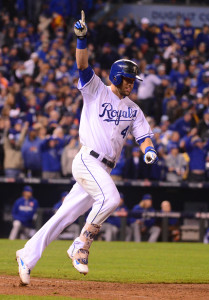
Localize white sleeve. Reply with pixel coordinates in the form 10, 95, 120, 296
130, 109, 154, 143
77, 73, 105, 101
152, 74, 161, 85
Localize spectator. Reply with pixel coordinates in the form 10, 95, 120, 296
9, 185, 39, 240
15, 52, 39, 79
180, 18, 195, 52
40, 135, 64, 179
4, 122, 28, 178
130, 194, 161, 242
181, 135, 209, 182
53, 191, 80, 240
61, 125, 80, 177
137, 65, 161, 116
160, 200, 180, 242
102, 193, 132, 242
196, 24, 209, 50
111, 149, 126, 181
197, 107, 209, 141
124, 147, 145, 180
165, 144, 188, 182
21, 125, 42, 177
170, 111, 195, 138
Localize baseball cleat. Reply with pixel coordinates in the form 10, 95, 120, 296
16, 250, 31, 285
67, 244, 89, 275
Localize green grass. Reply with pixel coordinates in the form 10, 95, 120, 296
0, 240, 208, 284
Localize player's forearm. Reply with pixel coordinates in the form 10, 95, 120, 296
140, 138, 154, 154
76, 48, 88, 70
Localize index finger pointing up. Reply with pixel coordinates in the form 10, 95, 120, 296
81, 10, 85, 23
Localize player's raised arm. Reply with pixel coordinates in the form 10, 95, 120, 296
74, 10, 88, 70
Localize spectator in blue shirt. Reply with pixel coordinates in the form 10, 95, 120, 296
130, 194, 161, 242
196, 24, 209, 50
157, 23, 175, 49
40, 135, 64, 179
123, 147, 145, 180
9, 185, 39, 240
170, 62, 188, 95
181, 18, 195, 51
170, 111, 195, 138
22, 126, 42, 177
111, 149, 126, 181
53, 191, 68, 211
180, 135, 209, 182
197, 70, 209, 93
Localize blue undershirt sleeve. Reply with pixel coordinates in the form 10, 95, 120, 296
79, 66, 94, 87
137, 137, 150, 146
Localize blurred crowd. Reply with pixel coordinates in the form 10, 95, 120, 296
0, 1, 209, 182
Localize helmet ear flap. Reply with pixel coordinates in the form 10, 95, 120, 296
113, 74, 122, 86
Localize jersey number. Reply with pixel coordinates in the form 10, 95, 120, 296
121, 126, 129, 139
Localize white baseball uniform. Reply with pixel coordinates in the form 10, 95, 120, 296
18, 68, 153, 270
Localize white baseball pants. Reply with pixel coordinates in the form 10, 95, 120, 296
19, 146, 120, 270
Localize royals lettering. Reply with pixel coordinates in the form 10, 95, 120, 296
99, 103, 137, 125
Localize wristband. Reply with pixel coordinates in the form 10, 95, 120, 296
77, 37, 87, 49
145, 146, 156, 154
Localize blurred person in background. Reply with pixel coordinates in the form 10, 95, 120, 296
53, 191, 80, 240
180, 18, 195, 52
165, 144, 188, 182
61, 124, 80, 177
40, 135, 65, 179
197, 107, 209, 142
137, 65, 161, 116
21, 125, 42, 178
130, 194, 160, 242
110, 149, 126, 181
160, 200, 180, 242
169, 111, 195, 138
102, 193, 132, 242
9, 185, 39, 240
123, 147, 145, 180
180, 134, 209, 182
4, 122, 28, 178
203, 228, 209, 244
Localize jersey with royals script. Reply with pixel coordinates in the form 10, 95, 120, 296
78, 70, 153, 163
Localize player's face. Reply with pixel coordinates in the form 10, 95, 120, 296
117, 77, 135, 97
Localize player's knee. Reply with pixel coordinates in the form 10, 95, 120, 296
111, 191, 121, 210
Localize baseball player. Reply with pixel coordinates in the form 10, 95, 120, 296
16, 11, 158, 285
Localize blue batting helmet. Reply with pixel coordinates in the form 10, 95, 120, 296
109, 59, 142, 86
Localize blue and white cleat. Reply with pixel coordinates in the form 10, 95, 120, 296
67, 243, 89, 275
16, 250, 31, 285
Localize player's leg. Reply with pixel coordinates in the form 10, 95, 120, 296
9, 220, 22, 240
67, 151, 120, 274
16, 183, 93, 284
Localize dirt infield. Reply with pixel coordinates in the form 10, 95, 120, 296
0, 275, 208, 300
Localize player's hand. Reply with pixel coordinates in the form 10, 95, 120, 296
74, 10, 87, 40
144, 147, 158, 164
